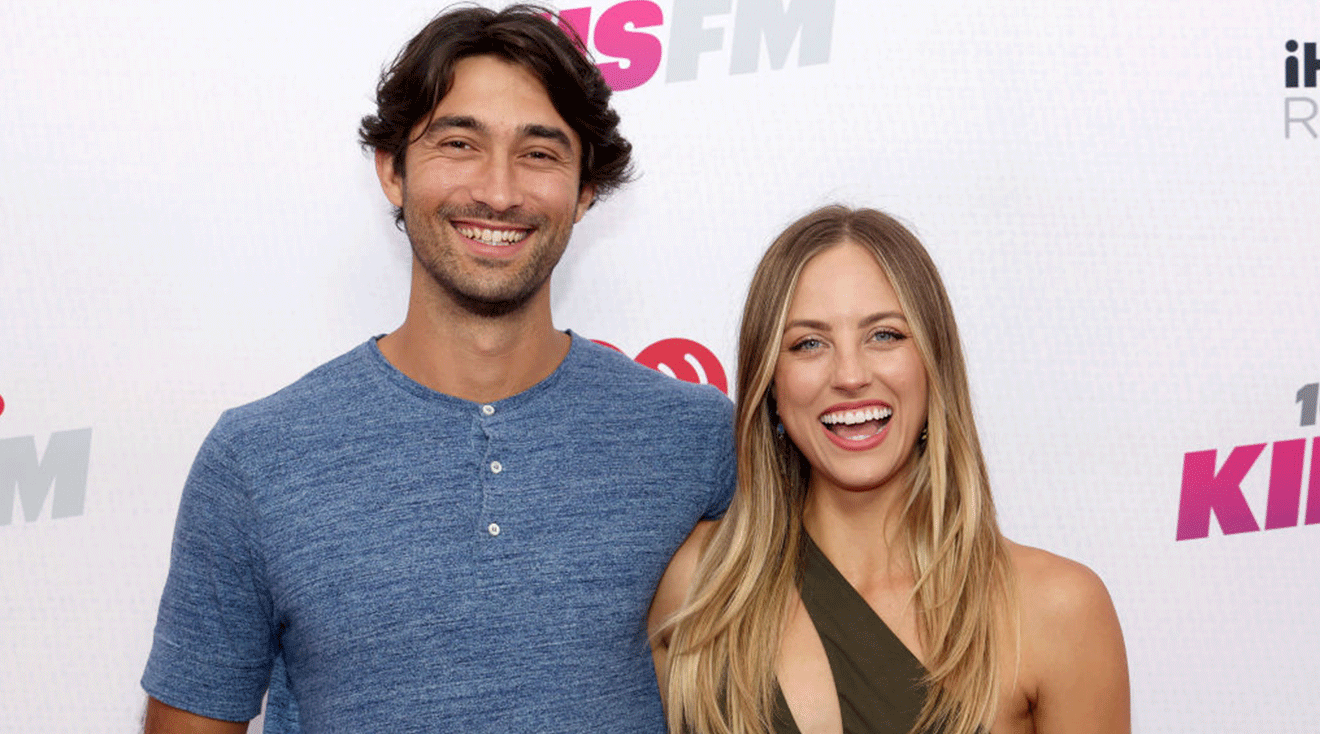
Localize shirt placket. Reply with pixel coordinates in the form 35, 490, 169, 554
477, 402, 505, 540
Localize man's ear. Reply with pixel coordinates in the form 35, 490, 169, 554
375, 149, 404, 208
574, 183, 596, 222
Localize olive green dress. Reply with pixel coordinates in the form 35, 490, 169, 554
771, 535, 931, 734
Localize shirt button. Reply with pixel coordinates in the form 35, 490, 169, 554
489, 460, 503, 474
481, 404, 495, 416
487, 522, 501, 536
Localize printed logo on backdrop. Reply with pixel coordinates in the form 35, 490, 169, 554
548, 0, 835, 91
594, 338, 728, 393
0, 392, 92, 526
1284, 40, 1319, 139
1176, 382, 1319, 540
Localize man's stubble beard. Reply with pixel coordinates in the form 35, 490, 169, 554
403, 201, 573, 319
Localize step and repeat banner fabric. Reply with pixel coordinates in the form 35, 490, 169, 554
3, 1, 1318, 731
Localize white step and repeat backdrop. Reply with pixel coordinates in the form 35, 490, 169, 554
3, 1, 1318, 731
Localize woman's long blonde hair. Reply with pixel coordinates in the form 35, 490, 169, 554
662, 206, 1015, 734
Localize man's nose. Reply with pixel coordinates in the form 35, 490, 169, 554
469, 156, 523, 212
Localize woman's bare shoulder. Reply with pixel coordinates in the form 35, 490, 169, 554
1006, 540, 1114, 620
1003, 539, 1130, 734
648, 519, 721, 639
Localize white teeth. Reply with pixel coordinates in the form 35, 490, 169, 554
455, 225, 529, 246
820, 406, 892, 425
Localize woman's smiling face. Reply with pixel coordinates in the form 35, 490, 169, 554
773, 240, 929, 498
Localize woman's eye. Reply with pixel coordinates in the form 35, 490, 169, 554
789, 337, 823, 352
872, 329, 904, 343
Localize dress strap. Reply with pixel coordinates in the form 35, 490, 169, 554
787, 534, 931, 734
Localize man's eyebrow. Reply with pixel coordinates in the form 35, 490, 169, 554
419, 117, 572, 150
422, 115, 484, 137
521, 124, 573, 150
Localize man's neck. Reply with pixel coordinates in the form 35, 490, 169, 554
378, 282, 571, 404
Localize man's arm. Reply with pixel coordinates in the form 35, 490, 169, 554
143, 697, 249, 734
141, 421, 273, 731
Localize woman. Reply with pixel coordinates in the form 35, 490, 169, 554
649, 206, 1129, 734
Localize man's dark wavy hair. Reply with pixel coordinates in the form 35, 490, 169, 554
360, 3, 633, 224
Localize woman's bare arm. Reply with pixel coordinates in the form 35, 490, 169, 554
1015, 545, 1130, 734
647, 519, 718, 692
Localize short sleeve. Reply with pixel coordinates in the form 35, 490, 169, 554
141, 417, 276, 722
701, 388, 737, 521
259, 654, 301, 733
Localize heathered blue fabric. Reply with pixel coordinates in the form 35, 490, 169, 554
142, 333, 735, 732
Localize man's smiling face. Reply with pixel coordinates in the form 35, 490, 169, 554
377, 54, 595, 316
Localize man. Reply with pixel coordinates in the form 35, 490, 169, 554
140, 5, 734, 732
